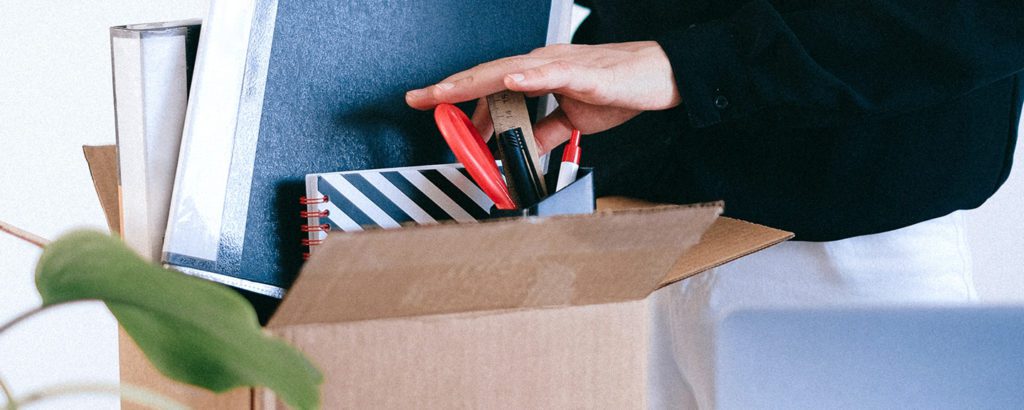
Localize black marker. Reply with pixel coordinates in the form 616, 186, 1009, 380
495, 127, 545, 209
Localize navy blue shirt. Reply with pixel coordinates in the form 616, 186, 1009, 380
574, 0, 1024, 240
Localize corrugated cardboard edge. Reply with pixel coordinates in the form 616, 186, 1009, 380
596, 197, 794, 287
84, 145, 253, 410
659, 217, 793, 287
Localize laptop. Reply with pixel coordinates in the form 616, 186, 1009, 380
716, 306, 1024, 409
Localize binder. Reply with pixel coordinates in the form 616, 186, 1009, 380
162, 0, 573, 300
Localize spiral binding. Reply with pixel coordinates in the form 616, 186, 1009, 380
299, 195, 329, 204
300, 195, 330, 260
300, 209, 330, 218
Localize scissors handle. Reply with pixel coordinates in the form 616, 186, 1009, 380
434, 104, 517, 210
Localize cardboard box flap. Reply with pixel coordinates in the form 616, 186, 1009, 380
269, 203, 723, 327
596, 197, 793, 287
661, 216, 792, 287
83, 145, 120, 234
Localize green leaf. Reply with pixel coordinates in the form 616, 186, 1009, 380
34, 230, 322, 409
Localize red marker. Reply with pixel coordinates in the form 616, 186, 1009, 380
554, 129, 581, 192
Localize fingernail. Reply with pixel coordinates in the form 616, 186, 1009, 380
436, 82, 455, 90
507, 73, 525, 82
406, 89, 424, 98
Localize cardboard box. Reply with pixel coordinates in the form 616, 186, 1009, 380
84, 145, 791, 408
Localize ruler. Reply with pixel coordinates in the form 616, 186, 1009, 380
486, 90, 548, 195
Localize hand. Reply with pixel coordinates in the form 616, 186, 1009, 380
405, 41, 681, 153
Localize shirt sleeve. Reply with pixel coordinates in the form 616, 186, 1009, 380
656, 0, 1024, 129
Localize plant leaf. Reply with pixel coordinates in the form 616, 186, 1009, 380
34, 230, 322, 409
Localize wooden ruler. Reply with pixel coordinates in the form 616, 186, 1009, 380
486, 90, 548, 195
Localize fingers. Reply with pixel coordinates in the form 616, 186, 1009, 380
504, 61, 614, 106
531, 108, 575, 154
406, 41, 674, 111
533, 98, 644, 154
560, 99, 643, 135
405, 57, 547, 110
470, 98, 493, 142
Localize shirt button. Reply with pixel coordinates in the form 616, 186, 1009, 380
714, 95, 729, 109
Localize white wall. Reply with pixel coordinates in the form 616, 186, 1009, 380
966, 119, 1024, 302
0, 2, 1021, 409
0, 2, 208, 409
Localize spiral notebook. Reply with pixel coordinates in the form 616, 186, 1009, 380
302, 163, 498, 258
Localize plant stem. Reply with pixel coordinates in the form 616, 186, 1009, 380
1, 302, 78, 408
8, 382, 187, 410
0, 304, 187, 409
0, 304, 59, 337
0, 220, 48, 248
0, 375, 14, 410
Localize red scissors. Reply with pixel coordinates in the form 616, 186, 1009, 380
434, 104, 517, 210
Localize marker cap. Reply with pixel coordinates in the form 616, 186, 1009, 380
562, 129, 581, 164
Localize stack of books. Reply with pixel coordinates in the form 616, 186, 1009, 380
110, 0, 573, 320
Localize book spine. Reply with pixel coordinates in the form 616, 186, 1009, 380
164, 0, 265, 262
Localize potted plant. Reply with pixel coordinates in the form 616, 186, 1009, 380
0, 222, 322, 409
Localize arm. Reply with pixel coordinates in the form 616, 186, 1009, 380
659, 0, 1024, 128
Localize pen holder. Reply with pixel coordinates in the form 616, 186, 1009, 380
490, 168, 595, 218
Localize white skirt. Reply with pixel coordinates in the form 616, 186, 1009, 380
648, 211, 978, 409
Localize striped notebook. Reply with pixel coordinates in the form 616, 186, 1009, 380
301, 163, 499, 257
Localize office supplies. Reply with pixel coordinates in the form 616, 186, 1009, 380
555, 129, 581, 192
110, 19, 201, 262
164, 0, 571, 299
434, 104, 516, 210
487, 90, 548, 195
304, 111, 597, 258
495, 127, 545, 208
301, 163, 598, 259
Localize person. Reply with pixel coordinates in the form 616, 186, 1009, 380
407, 0, 1024, 407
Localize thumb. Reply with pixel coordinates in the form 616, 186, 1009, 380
470, 97, 494, 142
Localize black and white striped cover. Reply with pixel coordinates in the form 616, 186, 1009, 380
303, 163, 498, 253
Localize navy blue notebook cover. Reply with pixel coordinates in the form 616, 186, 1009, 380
164, 0, 571, 299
